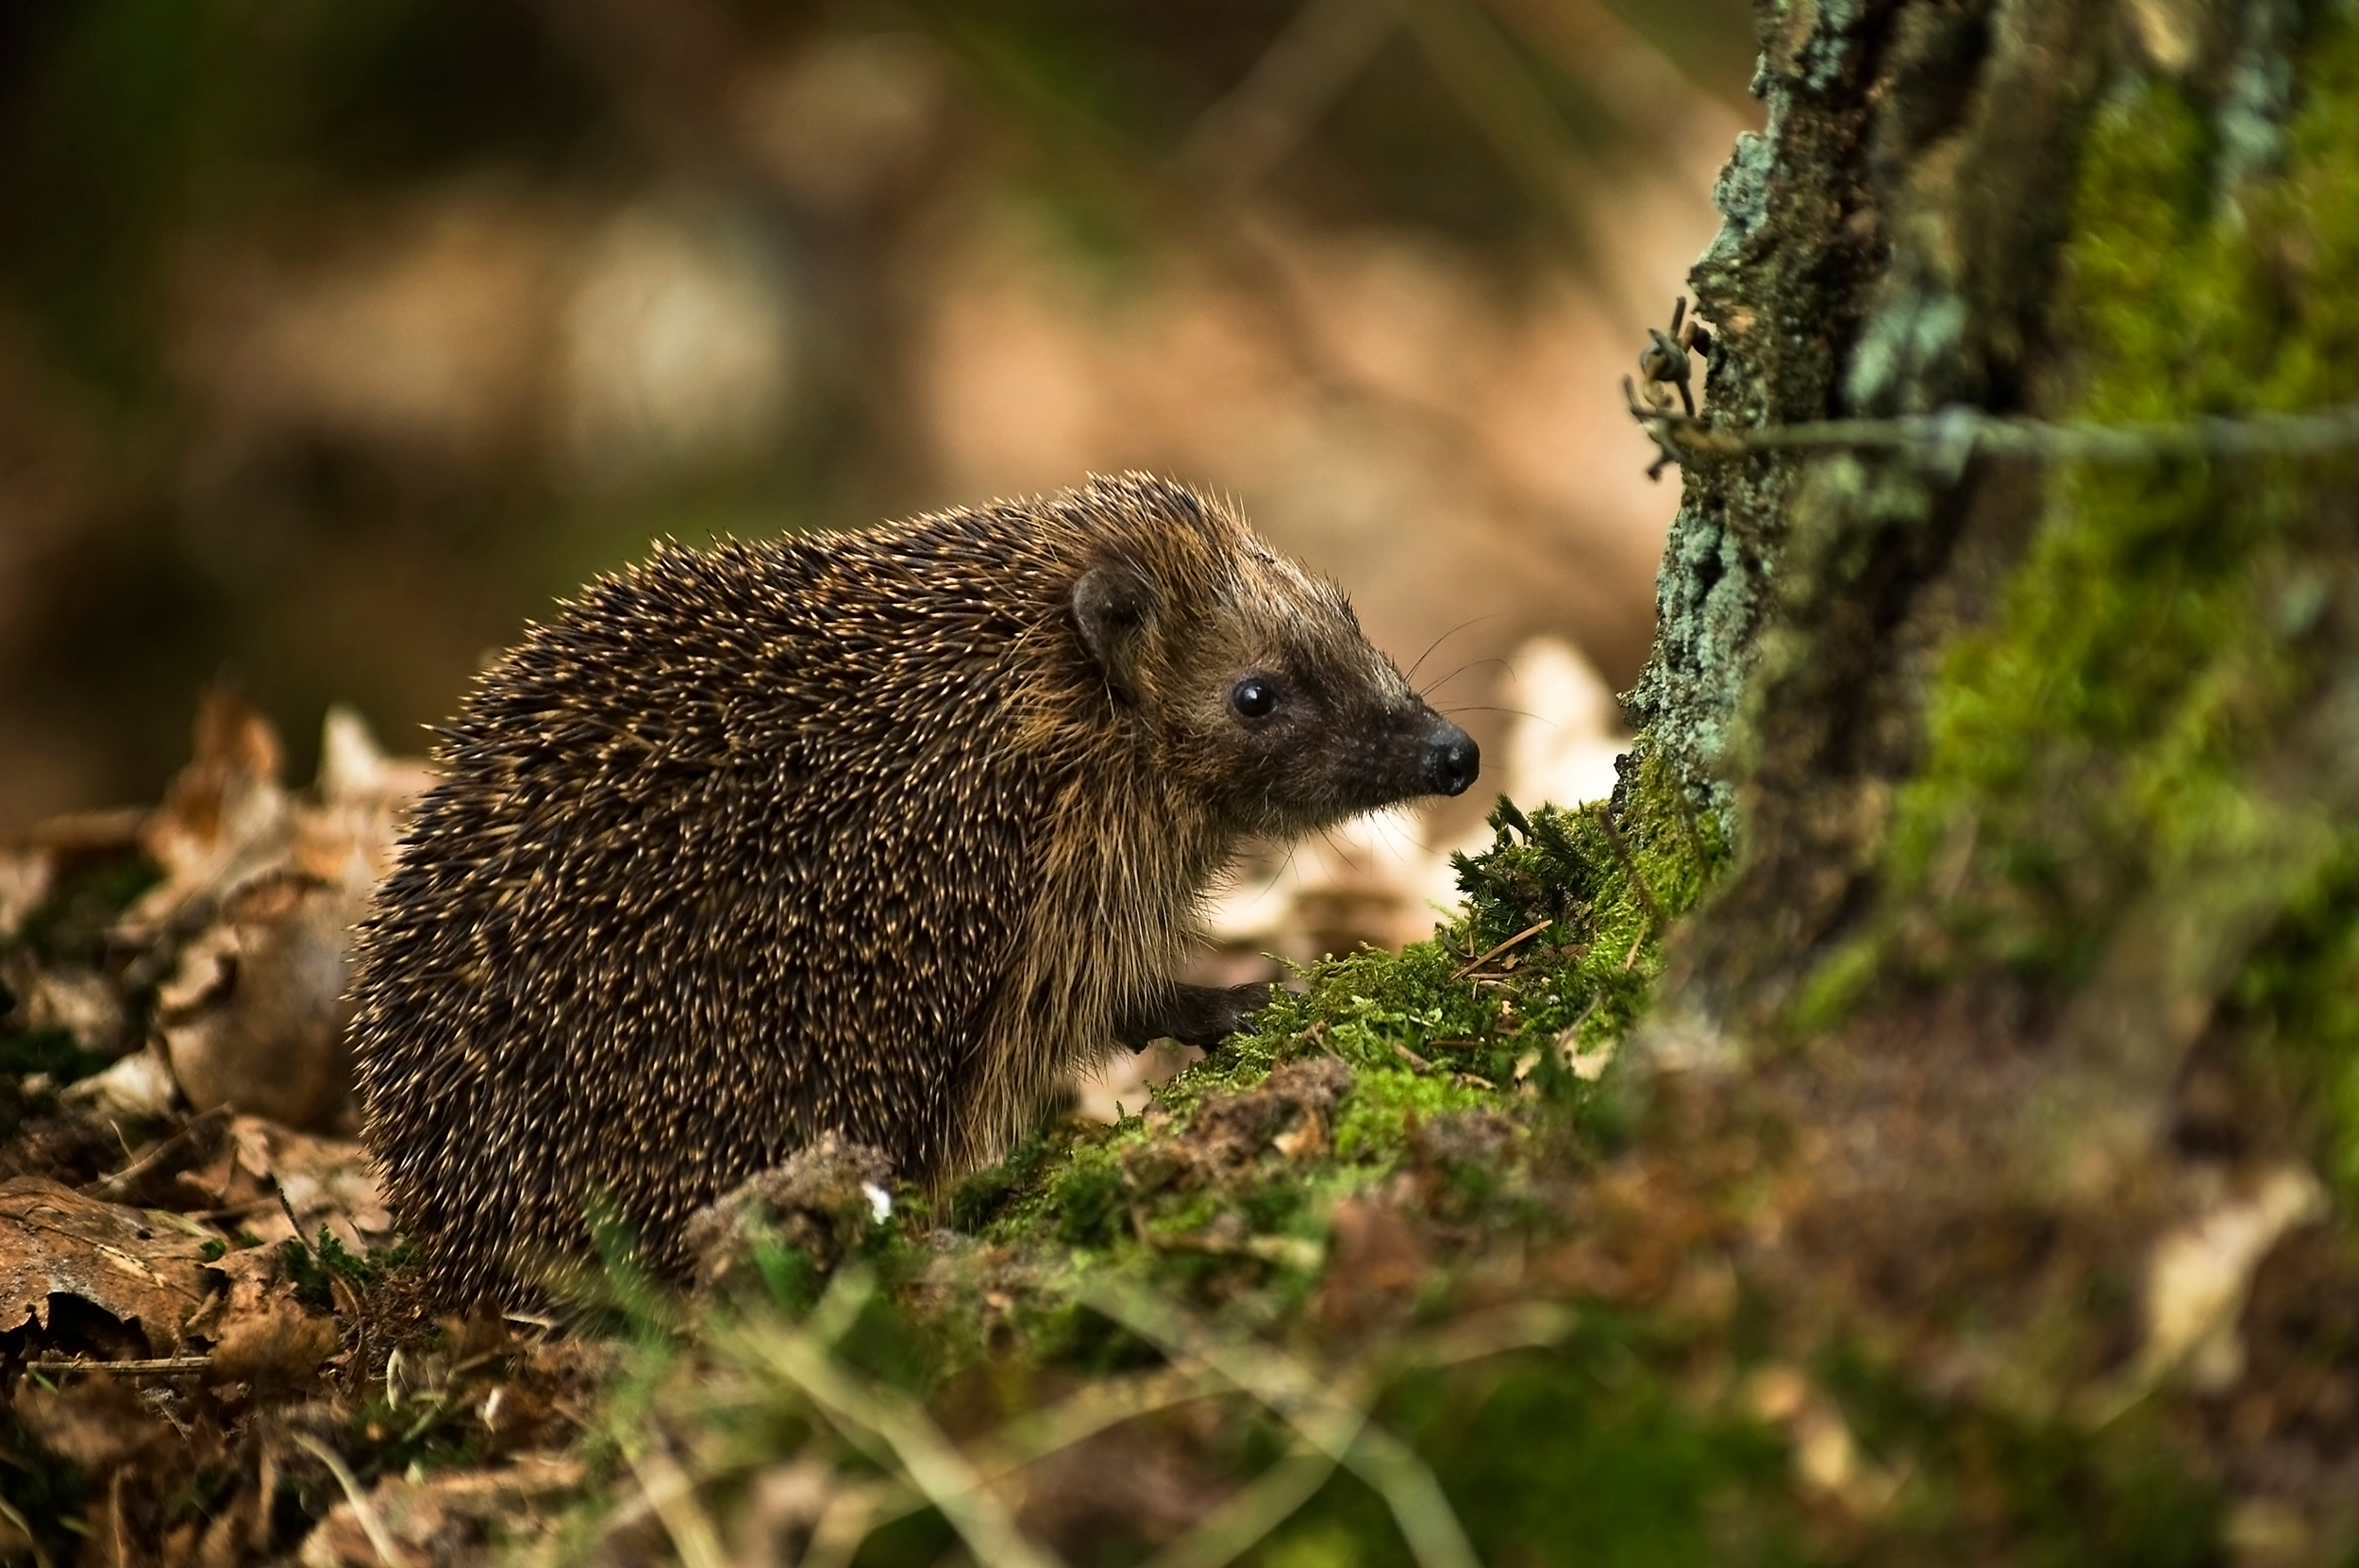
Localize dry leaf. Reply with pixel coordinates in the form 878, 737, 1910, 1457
186, 1237, 297, 1343
62, 1048, 179, 1121
208, 1304, 339, 1395
15, 1376, 170, 1473
159, 883, 361, 1131
223, 1117, 392, 1251
121, 689, 292, 946
0, 844, 55, 940
120, 693, 428, 1132
2138, 1163, 2328, 1393
0, 1176, 214, 1354
0, 957, 127, 1054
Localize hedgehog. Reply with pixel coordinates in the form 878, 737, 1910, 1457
349, 474, 1478, 1302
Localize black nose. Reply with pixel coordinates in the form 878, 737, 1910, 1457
1423, 723, 1480, 797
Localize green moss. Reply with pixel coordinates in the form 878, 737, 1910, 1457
937, 746, 1728, 1301
2222, 835, 2359, 1204
1046, 1140, 1130, 1249
1252, 1332, 1801, 1568
1817, 1343, 2224, 1565
1806, 18, 2359, 1083
946, 1124, 1065, 1231
1331, 1068, 1489, 1161
1211, 750, 1724, 1103
280, 1225, 393, 1313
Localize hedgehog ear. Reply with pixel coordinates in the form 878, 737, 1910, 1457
1073, 562, 1156, 706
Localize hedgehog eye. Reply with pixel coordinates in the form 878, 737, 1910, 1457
1230, 676, 1279, 720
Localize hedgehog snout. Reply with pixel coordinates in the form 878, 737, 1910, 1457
1421, 719, 1480, 797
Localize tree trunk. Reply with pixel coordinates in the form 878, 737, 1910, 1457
1626, 0, 2359, 1545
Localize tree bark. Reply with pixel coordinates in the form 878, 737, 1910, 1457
1627, 0, 2359, 1544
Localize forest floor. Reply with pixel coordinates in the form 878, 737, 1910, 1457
0, 697, 2348, 1567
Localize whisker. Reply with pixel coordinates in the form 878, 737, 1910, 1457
1368, 810, 1446, 859
1316, 824, 1366, 876
1442, 705, 1545, 725
1419, 656, 1514, 701
1405, 613, 1501, 685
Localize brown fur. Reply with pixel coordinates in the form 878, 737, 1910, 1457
349, 475, 1472, 1302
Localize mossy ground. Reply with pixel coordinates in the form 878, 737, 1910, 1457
535, 759, 1848, 1567
539, 736, 2245, 1565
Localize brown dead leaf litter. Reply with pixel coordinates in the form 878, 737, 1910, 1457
0, 1057, 613, 1566
0, 692, 611, 1565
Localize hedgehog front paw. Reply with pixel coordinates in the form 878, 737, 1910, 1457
1115, 982, 1273, 1050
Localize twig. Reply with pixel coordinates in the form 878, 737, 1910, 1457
271, 1176, 313, 1262
1625, 389, 2359, 479
287, 1431, 405, 1568
81, 1106, 232, 1199
1591, 806, 1665, 929
733, 1317, 1069, 1568
0, 1493, 57, 1568
1148, 1440, 1361, 1568
1558, 993, 1606, 1054
28, 1356, 212, 1376
1448, 919, 1553, 980
619, 1438, 729, 1568
1079, 1282, 1480, 1568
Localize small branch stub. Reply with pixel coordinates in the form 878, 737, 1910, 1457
1623, 295, 2359, 481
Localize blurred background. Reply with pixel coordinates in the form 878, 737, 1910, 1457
0, 0, 1757, 839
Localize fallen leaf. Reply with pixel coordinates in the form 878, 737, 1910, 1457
1555, 1024, 1616, 1082
119, 689, 292, 948
159, 883, 361, 1132
0, 844, 55, 940
2138, 1163, 2328, 1393
187, 1238, 297, 1343
0, 1176, 214, 1354
208, 1303, 339, 1395
119, 695, 427, 1133
1742, 1364, 1900, 1517
1, 957, 125, 1052
223, 1118, 392, 1251
15, 1376, 170, 1473
61, 1049, 179, 1122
